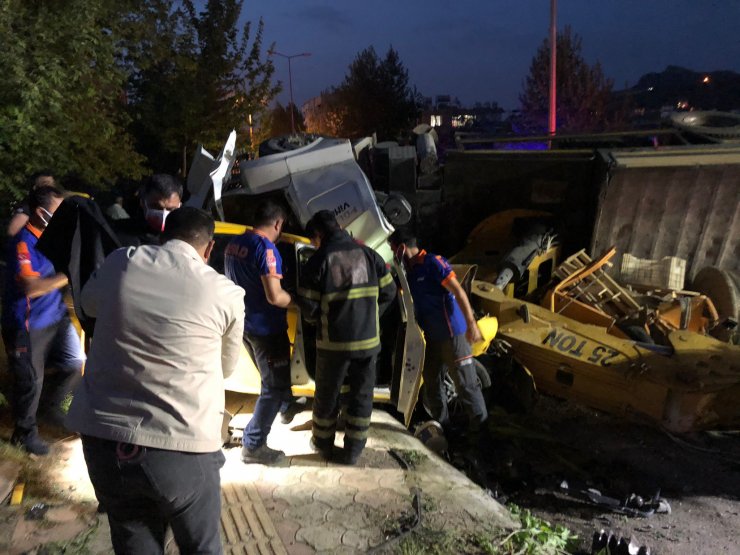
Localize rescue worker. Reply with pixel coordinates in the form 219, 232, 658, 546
6, 170, 57, 237
224, 199, 299, 464
298, 210, 396, 464
2, 185, 85, 455
388, 229, 488, 449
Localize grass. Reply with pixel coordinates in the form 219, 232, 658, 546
381, 503, 578, 555
394, 449, 427, 469
36, 518, 100, 555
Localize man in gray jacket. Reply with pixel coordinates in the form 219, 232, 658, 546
66, 207, 244, 555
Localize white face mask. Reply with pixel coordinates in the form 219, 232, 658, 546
39, 207, 53, 228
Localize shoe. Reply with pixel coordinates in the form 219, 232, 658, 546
309, 437, 333, 460
333, 447, 360, 466
11, 431, 50, 456
241, 444, 285, 464
279, 397, 307, 425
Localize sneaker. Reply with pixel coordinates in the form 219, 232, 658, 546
279, 397, 307, 425
309, 437, 333, 460
241, 444, 284, 465
11, 431, 50, 456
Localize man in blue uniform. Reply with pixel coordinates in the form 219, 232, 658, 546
388, 229, 488, 445
2, 185, 85, 455
225, 200, 295, 464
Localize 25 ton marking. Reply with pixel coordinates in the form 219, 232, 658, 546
542, 330, 620, 366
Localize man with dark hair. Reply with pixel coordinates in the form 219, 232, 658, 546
112, 173, 183, 246
224, 198, 298, 464
6, 170, 57, 236
66, 206, 244, 554
2, 185, 85, 455
388, 228, 488, 447
299, 210, 396, 465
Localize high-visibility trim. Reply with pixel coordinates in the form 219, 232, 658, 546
440, 271, 457, 287
16, 242, 40, 278
318, 286, 380, 351
322, 286, 378, 302
378, 273, 394, 288
345, 428, 369, 440
345, 414, 371, 427
312, 415, 336, 428
312, 427, 336, 439
298, 287, 321, 300
340, 384, 350, 394
316, 336, 380, 352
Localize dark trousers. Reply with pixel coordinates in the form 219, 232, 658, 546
423, 334, 488, 431
81, 435, 225, 555
2, 318, 84, 436
242, 332, 292, 450
312, 351, 376, 458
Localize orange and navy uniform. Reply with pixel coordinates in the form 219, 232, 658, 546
224, 229, 287, 336
406, 250, 467, 341
2, 224, 66, 331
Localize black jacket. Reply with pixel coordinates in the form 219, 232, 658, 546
298, 230, 396, 358
36, 195, 121, 335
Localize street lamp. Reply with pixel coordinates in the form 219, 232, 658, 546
269, 49, 311, 135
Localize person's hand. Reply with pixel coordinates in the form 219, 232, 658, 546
466, 321, 483, 345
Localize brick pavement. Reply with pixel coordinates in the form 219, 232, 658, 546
28, 405, 515, 554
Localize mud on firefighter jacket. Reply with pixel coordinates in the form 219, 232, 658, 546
297, 230, 396, 358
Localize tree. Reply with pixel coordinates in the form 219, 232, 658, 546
332, 46, 419, 140
0, 0, 145, 202
520, 26, 614, 133
127, 0, 280, 173
268, 103, 306, 136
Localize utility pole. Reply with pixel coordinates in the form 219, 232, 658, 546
548, 0, 557, 147
269, 50, 311, 135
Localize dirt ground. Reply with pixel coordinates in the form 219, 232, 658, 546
467, 394, 740, 554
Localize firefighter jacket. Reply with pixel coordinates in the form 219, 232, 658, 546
297, 230, 396, 358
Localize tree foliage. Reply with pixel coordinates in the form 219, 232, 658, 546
0, 0, 145, 202
0, 0, 280, 205
330, 46, 419, 140
268, 103, 306, 137
520, 26, 614, 133
126, 0, 280, 173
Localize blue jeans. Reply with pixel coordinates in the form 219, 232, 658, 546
242, 332, 292, 450
82, 435, 225, 555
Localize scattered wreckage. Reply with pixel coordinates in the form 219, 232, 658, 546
189, 130, 740, 436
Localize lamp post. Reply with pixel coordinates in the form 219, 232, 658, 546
548, 0, 557, 147
269, 49, 311, 135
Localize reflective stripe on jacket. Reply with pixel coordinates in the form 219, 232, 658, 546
298, 230, 396, 358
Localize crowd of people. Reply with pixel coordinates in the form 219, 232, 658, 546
1, 170, 489, 553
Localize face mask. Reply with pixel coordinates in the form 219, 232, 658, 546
144, 202, 180, 233
39, 207, 53, 228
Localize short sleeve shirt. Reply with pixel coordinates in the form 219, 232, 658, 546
2, 225, 67, 330
224, 230, 287, 336
406, 250, 467, 341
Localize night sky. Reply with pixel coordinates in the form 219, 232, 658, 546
234, 0, 740, 110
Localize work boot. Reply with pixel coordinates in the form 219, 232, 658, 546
241, 444, 284, 465
333, 447, 361, 466
11, 430, 50, 456
309, 437, 333, 460
280, 397, 307, 425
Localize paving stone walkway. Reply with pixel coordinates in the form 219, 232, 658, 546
17, 404, 515, 554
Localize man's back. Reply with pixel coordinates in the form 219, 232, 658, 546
67, 240, 245, 452
224, 230, 287, 336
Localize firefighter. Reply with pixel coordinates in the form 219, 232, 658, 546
388, 228, 488, 450
298, 210, 396, 465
